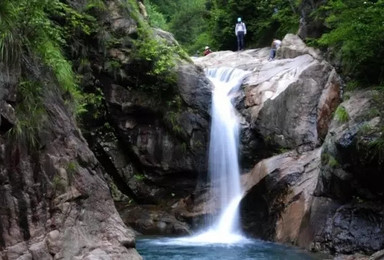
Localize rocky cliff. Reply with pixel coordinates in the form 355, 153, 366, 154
2, 0, 383, 259
0, 61, 141, 259
191, 34, 384, 259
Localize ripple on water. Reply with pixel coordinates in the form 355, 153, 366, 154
137, 237, 324, 260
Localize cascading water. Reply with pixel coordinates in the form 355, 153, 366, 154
182, 67, 250, 244
135, 66, 322, 259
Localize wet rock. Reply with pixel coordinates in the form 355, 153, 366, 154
98, 63, 211, 204
240, 149, 321, 244
319, 204, 384, 254
119, 205, 191, 235
334, 253, 369, 260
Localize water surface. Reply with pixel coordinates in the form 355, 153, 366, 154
137, 237, 323, 260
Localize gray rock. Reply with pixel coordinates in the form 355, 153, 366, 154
119, 205, 191, 235
297, 0, 327, 40
240, 149, 322, 244
0, 46, 141, 260
195, 34, 341, 158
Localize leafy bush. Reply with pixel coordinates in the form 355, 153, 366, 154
146, 1, 168, 30
8, 81, 47, 149
317, 0, 384, 84
147, 0, 213, 54
130, 26, 183, 100
0, 0, 88, 111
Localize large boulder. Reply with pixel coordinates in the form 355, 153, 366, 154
315, 90, 384, 202
240, 149, 322, 245
194, 34, 341, 166
98, 62, 211, 205
307, 90, 384, 255
118, 205, 191, 235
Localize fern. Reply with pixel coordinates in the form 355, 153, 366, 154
8, 81, 47, 149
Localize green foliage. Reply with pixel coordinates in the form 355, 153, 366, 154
209, 0, 300, 50
334, 105, 349, 123
164, 111, 183, 136
146, 1, 168, 30
85, 0, 107, 12
321, 152, 340, 168
168, 0, 210, 53
328, 156, 340, 168
368, 135, 384, 164
149, 0, 300, 52
345, 80, 359, 92
356, 125, 384, 166
0, 0, 90, 114
134, 173, 146, 181
130, 26, 182, 99
359, 123, 373, 135
66, 161, 78, 185
148, 0, 212, 54
134, 37, 175, 77
52, 174, 66, 194
321, 152, 330, 164
0, 1, 22, 70
82, 87, 105, 120
316, 0, 384, 84
8, 81, 47, 149
163, 95, 188, 138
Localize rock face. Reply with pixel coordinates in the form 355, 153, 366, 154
240, 149, 322, 243
97, 67, 211, 203
0, 66, 142, 259
194, 34, 341, 166
89, 58, 212, 234
191, 33, 384, 257
74, 0, 212, 235
190, 34, 340, 229
311, 90, 384, 255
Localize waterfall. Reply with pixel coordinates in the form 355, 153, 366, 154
186, 67, 250, 244
206, 67, 247, 229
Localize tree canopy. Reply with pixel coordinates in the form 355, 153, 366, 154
316, 0, 384, 84
147, 0, 384, 84
147, 0, 299, 53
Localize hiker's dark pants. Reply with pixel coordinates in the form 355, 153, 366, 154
269, 48, 277, 60
237, 31, 245, 51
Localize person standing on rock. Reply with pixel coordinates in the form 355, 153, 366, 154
268, 38, 282, 61
235, 17, 247, 51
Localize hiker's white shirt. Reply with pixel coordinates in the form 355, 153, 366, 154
273, 40, 282, 49
235, 22, 247, 35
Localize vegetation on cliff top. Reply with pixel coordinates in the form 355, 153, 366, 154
147, 0, 299, 53
0, 0, 187, 145
148, 0, 384, 84
316, 0, 384, 84
0, 0, 90, 147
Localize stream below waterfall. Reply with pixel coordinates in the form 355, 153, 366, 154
135, 68, 328, 259
136, 237, 325, 260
